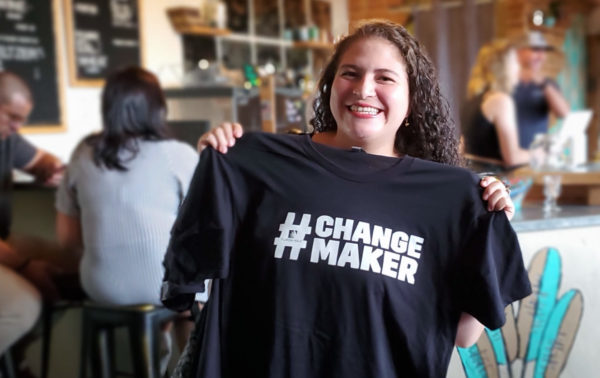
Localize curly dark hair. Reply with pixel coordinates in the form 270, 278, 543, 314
310, 20, 463, 166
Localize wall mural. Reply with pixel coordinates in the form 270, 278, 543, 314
557, 14, 587, 112
457, 247, 583, 378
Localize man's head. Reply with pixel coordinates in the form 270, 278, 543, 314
0, 72, 33, 139
516, 31, 553, 73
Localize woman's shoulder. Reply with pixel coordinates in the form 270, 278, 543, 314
153, 139, 198, 178
481, 90, 515, 121
144, 139, 198, 158
482, 90, 513, 109
70, 136, 95, 162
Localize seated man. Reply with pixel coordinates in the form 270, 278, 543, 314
0, 71, 63, 359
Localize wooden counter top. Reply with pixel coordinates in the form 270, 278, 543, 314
511, 163, 600, 205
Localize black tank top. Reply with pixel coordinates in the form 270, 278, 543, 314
461, 93, 502, 161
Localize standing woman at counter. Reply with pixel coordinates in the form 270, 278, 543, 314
462, 39, 537, 173
55, 66, 198, 371
162, 20, 530, 377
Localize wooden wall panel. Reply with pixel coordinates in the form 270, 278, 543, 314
348, 0, 411, 26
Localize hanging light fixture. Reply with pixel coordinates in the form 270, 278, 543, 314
532, 9, 544, 26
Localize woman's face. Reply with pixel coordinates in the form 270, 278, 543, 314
505, 49, 520, 90
329, 37, 410, 157
517, 47, 546, 73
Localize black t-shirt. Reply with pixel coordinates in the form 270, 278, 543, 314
162, 132, 531, 378
0, 133, 37, 239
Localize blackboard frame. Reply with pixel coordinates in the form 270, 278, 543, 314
19, 0, 67, 134
64, 0, 145, 87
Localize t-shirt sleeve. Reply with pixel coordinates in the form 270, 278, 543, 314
161, 148, 239, 311
12, 134, 37, 169
453, 211, 532, 330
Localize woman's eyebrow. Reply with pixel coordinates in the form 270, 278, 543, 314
339, 64, 359, 71
339, 64, 401, 78
375, 68, 401, 78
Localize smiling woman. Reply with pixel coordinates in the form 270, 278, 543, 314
162, 20, 530, 378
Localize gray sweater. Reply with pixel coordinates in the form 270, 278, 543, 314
56, 139, 198, 305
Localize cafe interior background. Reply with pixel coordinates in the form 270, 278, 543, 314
3, 0, 600, 377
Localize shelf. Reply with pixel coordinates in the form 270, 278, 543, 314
164, 85, 258, 98
292, 41, 333, 51
167, 7, 230, 36
173, 24, 231, 36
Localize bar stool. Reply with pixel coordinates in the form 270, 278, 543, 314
41, 300, 83, 378
79, 302, 177, 378
0, 347, 17, 378
41, 273, 87, 378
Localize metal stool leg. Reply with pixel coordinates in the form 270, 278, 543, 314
94, 328, 112, 378
79, 309, 91, 378
129, 315, 155, 378
104, 329, 116, 378
40, 302, 53, 378
0, 348, 17, 378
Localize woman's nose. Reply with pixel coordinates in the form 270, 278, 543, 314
353, 77, 375, 98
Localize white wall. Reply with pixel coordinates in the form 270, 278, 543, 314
22, 0, 348, 162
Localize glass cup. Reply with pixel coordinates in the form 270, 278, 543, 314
543, 174, 562, 215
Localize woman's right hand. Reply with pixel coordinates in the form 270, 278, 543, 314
197, 122, 244, 154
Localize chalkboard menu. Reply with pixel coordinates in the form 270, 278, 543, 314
65, 0, 142, 85
0, 0, 64, 129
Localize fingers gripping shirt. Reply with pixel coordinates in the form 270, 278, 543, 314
161, 132, 531, 378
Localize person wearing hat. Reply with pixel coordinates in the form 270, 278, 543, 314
513, 30, 570, 149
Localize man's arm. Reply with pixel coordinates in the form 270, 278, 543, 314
0, 238, 29, 269
22, 149, 65, 186
544, 80, 570, 118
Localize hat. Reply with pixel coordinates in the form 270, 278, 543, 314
517, 31, 553, 51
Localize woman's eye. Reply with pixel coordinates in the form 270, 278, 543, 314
341, 71, 357, 78
379, 76, 395, 82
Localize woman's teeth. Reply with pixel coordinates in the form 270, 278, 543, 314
350, 105, 379, 115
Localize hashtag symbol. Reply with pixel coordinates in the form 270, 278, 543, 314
273, 212, 312, 260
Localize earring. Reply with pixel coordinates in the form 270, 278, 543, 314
404, 119, 410, 127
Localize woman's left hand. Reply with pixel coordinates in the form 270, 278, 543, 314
480, 176, 515, 221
